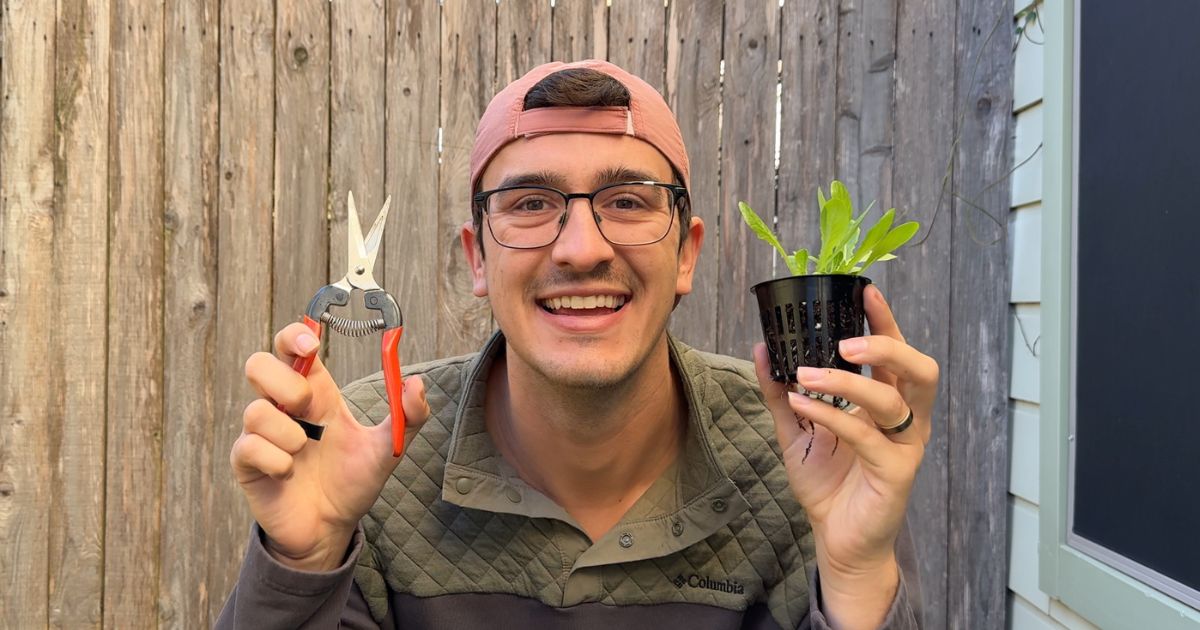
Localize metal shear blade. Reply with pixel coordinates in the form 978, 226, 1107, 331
340, 191, 392, 292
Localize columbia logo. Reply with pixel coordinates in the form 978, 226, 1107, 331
672, 573, 745, 595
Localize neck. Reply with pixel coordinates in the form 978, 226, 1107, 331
485, 335, 685, 539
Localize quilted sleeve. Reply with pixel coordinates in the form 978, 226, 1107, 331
214, 523, 376, 629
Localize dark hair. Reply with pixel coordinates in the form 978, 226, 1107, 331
473, 69, 691, 254
522, 68, 632, 109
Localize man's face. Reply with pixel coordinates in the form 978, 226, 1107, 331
462, 132, 704, 389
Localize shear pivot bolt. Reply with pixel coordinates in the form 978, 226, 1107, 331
355, 266, 365, 275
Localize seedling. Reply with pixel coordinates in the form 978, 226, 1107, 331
738, 180, 920, 277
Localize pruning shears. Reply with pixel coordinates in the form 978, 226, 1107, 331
278, 191, 406, 457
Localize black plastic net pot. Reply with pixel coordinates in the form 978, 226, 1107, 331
751, 274, 871, 409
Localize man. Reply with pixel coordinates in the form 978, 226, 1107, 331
218, 60, 937, 630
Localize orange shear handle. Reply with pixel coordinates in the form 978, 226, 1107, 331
382, 327, 405, 457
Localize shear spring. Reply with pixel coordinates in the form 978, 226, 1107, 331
321, 312, 387, 337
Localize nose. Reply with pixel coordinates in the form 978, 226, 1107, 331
549, 198, 615, 270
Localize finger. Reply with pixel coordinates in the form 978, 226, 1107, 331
860, 286, 901, 386
273, 322, 325, 371
837, 335, 939, 413
243, 398, 309, 455
752, 343, 804, 448
796, 366, 906, 425
400, 375, 431, 429
244, 351, 314, 414
863, 284, 906, 343
230, 431, 295, 483
786, 391, 895, 469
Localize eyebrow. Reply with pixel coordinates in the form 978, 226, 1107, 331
495, 166, 668, 191
497, 171, 569, 189
592, 166, 664, 187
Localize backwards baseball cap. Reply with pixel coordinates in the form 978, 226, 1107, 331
470, 59, 690, 193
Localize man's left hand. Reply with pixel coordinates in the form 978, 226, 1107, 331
752, 283, 938, 627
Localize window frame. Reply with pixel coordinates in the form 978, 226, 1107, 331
1039, 2, 1200, 626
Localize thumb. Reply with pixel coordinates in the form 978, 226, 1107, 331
753, 343, 804, 449
371, 374, 431, 456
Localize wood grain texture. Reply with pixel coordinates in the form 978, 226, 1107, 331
716, 0, 780, 358
209, 0, 274, 619
777, 0, 838, 296
665, 0, 723, 352
0, 0, 57, 625
48, 0, 109, 626
947, 0, 1013, 626
104, 0, 165, 625
832, 0, 897, 290
497, 0, 551, 86
330, 0, 387, 386
161, 0, 218, 625
552, 0, 607, 62
384, 0, 440, 365
892, 0, 959, 626
608, 1, 666, 93
436, 0, 494, 357
273, 1, 330, 332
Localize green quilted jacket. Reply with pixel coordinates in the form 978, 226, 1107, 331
216, 332, 921, 629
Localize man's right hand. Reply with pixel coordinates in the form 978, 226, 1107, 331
231, 322, 430, 572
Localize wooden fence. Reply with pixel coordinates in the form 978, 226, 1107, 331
0, 0, 1013, 627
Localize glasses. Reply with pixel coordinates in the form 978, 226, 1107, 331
473, 181, 689, 249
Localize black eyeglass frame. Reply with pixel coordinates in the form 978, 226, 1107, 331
472, 180, 690, 250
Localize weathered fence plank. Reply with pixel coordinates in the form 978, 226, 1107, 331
552, 0, 607, 62
330, 0, 387, 385
437, 0, 495, 357
893, 0, 959, 626
0, 1, 57, 626
665, 0, 723, 352
161, 0, 218, 625
777, 0, 838, 300
833, 0, 897, 290
498, 0, 551, 86
104, 0, 165, 625
384, 0, 440, 366
717, 0, 780, 357
209, 0, 275, 619
948, 0, 1013, 626
273, 2, 330, 334
48, 1, 109, 626
609, 1, 666, 93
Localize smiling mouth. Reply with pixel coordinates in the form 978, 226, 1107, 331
538, 294, 628, 315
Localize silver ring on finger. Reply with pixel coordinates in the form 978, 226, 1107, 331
876, 408, 914, 436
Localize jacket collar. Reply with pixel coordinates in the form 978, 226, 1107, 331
441, 331, 750, 569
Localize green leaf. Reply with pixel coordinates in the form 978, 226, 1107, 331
847, 208, 895, 269
816, 181, 855, 272
835, 227, 861, 273
858, 221, 920, 274
787, 248, 809, 275
738, 201, 788, 262
817, 187, 830, 246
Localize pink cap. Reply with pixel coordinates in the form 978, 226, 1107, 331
470, 60, 690, 192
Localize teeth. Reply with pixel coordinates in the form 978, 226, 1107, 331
541, 295, 627, 311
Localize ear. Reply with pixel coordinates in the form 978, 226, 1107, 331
460, 220, 489, 297
675, 216, 705, 297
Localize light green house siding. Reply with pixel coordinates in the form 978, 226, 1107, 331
1007, 2, 1069, 626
